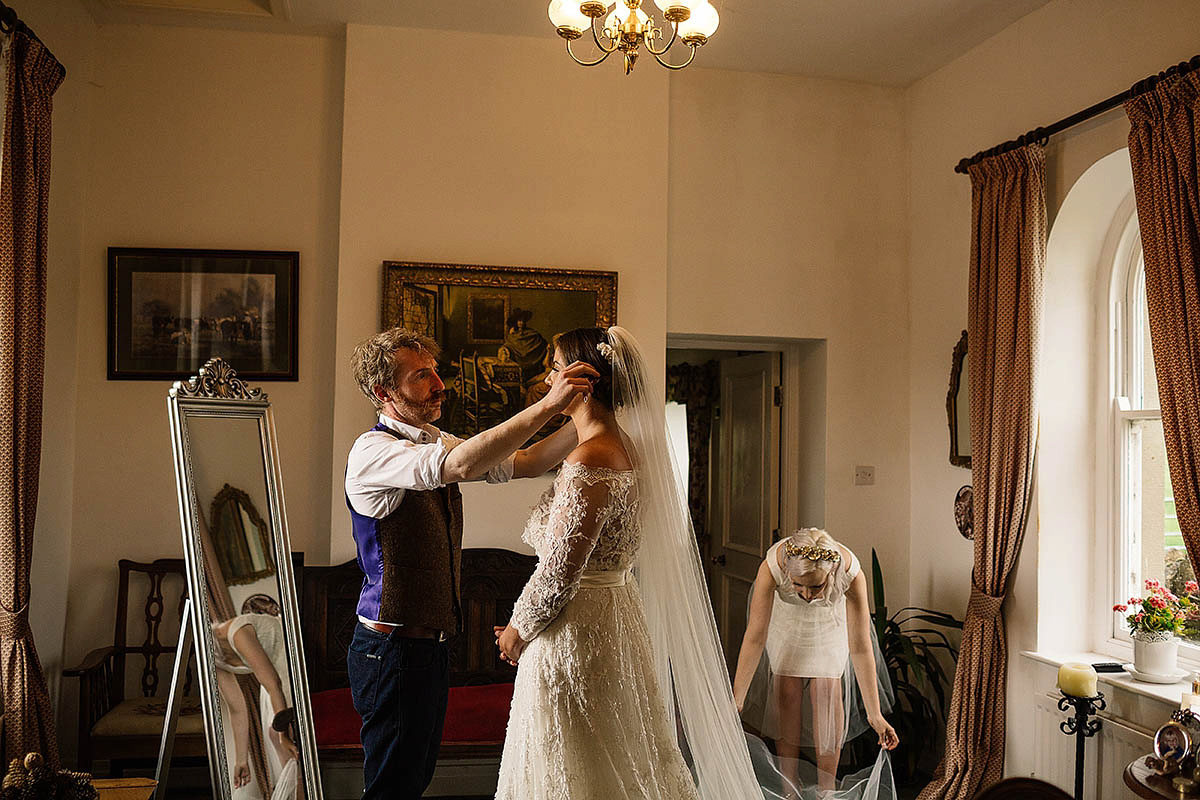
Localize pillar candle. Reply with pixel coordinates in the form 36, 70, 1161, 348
1057, 662, 1098, 697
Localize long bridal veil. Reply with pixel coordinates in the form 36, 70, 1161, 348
607, 326, 764, 798
608, 326, 896, 800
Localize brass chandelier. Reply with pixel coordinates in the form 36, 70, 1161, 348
548, 0, 720, 74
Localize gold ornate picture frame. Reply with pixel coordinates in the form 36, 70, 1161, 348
382, 261, 618, 438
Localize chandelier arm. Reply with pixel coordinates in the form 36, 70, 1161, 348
644, 21, 678, 57
651, 44, 697, 70
591, 14, 618, 54
566, 37, 615, 67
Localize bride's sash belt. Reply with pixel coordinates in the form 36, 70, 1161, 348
578, 568, 630, 588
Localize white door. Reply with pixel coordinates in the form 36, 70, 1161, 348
708, 352, 781, 674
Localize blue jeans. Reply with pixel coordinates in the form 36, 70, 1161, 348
347, 623, 449, 799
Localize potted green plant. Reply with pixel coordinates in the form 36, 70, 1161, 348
847, 549, 963, 786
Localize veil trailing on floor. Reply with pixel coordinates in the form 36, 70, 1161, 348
607, 325, 897, 800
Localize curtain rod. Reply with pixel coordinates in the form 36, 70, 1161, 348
954, 53, 1200, 174
0, 1, 57, 64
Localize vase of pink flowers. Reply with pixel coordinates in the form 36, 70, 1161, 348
1115, 579, 1196, 677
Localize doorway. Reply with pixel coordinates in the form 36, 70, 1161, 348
666, 336, 826, 674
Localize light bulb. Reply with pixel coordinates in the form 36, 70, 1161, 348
677, 0, 717, 39
548, 0, 592, 34
606, 3, 649, 30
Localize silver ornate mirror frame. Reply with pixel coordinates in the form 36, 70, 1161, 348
167, 357, 322, 800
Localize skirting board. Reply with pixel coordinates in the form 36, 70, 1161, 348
320, 758, 500, 799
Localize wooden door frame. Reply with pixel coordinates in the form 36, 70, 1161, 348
667, 333, 825, 534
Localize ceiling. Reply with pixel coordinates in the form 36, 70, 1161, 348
85, 0, 1054, 86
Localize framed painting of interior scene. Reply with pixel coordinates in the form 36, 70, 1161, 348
382, 261, 618, 439
108, 247, 299, 380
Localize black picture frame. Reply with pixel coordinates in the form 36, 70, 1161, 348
108, 247, 299, 380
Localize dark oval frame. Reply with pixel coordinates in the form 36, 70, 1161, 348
947, 329, 970, 469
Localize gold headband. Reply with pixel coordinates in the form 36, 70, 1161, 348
783, 542, 841, 564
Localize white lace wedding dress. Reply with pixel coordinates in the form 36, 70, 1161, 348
495, 461, 700, 799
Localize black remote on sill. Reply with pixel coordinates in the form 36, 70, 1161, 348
1091, 662, 1125, 673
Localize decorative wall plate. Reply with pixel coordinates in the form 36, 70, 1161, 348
954, 485, 973, 540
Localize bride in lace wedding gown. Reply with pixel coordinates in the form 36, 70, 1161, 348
494, 326, 698, 798
494, 327, 767, 800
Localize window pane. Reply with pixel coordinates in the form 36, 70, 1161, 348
1125, 418, 1190, 636
1133, 258, 1160, 410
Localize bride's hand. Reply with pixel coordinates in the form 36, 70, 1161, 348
494, 624, 528, 665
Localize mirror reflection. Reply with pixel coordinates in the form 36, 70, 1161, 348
184, 414, 304, 800
211, 484, 275, 586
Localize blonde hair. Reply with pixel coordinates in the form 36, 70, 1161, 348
783, 527, 839, 581
351, 327, 440, 411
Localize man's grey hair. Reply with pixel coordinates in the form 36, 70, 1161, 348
351, 327, 441, 410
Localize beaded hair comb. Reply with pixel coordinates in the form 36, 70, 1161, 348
782, 542, 841, 564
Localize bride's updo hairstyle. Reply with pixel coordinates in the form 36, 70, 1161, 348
555, 327, 637, 409
782, 527, 840, 582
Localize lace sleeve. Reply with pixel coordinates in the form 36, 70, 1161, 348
509, 469, 614, 641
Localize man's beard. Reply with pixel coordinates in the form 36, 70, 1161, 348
393, 390, 443, 424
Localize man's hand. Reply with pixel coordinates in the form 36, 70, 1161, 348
537, 361, 599, 415
494, 624, 528, 665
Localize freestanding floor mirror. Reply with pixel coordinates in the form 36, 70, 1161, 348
166, 357, 322, 800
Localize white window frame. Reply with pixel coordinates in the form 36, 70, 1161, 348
1103, 207, 1195, 663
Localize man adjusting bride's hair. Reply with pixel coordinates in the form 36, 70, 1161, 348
494, 325, 766, 799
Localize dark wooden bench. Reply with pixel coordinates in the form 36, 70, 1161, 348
300, 548, 537, 764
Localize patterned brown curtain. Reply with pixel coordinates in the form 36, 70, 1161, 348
666, 361, 719, 548
1126, 71, 1200, 581
920, 145, 1045, 799
0, 29, 65, 768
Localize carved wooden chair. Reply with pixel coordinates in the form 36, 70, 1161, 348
972, 777, 1073, 800
456, 352, 508, 435
62, 558, 205, 775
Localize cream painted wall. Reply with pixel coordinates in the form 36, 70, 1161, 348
667, 68, 911, 598
54, 22, 344, 760
328, 25, 669, 562
905, 0, 1200, 778
20, 0, 97, 728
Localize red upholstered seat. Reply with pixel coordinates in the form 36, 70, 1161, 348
311, 682, 516, 748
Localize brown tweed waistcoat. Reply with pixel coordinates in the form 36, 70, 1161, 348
376, 482, 464, 635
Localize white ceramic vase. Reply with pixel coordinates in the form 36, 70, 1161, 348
1132, 629, 1179, 676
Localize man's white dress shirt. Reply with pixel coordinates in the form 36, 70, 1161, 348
345, 414, 514, 520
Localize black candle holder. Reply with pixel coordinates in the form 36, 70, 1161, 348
1058, 691, 1105, 800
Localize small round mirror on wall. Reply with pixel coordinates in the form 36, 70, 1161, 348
947, 330, 970, 469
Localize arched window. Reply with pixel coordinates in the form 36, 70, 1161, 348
1110, 213, 1188, 645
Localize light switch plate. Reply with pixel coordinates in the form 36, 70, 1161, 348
854, 465, 875, 486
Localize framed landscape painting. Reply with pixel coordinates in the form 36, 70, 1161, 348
108, 248, 299, 380
382, 260, 617, 438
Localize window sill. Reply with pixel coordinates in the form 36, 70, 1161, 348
1021, 650, 1192, 707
